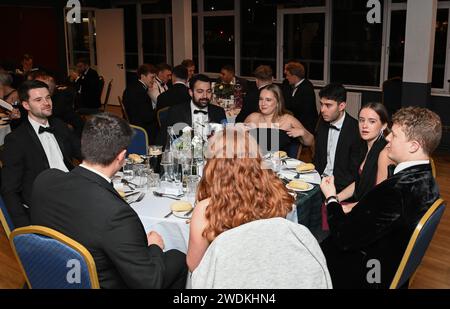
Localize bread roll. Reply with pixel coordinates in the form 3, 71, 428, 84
171, 201, 193, 212
273, 151, 287, 158
128, 153, 143, 163
288, 180, 310, 190
296, 163, 315, 172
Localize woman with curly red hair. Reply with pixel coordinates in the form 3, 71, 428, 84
186, 128, 295, 272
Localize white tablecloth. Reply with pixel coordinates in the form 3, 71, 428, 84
130, 188, 298, 254
130, 191, 191, 253
0, 124, 11, 146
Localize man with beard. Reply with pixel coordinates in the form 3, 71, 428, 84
157, 74, 226, 146
1, 80, 81, 227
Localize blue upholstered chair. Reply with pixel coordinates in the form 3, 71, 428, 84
0, 196, 14, 238
10, 226, 99, 289
157, 106, 170, 129
128, 125, 149, 155
390, 198, 446, 289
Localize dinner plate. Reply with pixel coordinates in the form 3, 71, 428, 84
172, 210, 193, 219
286, 182, 314, 192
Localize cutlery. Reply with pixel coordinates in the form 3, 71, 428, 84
129, 192, 145, 204
121, 179, 135, 190
164, 211, 173, 218
125, 191, 140, 198
184, 208, 194, 217
153, 191, 182, 200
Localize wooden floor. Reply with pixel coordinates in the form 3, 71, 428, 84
0, 111, 449, 288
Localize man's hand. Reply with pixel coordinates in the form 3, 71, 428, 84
147, 231, 165, 250
320, 176, 337, 199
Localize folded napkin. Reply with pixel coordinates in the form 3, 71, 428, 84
158, 182, 184, 196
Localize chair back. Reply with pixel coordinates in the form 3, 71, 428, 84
101, 79, 113, 111
128, 125, 149, 155
118, 96, 129, 121
430, 157, 436, 178
157, 106, 170, 128
10, 226, 100, 289
98, 76, 105, 99
390, 198, 446, 289
192, 217, 332, 289
0, 195, 15, 238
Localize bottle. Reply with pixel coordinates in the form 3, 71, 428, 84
165, 126, 174, 152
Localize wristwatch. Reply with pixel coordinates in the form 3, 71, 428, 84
325, 195, 339, 205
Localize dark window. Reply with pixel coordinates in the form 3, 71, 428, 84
284, 13, 325, 81
119, 4, 138, 71
142, 19, 166, 65
432, 9, 448, 89
203, 0, 234, 11
388, 10, 406, 80
204, 16, 234, 72
141, 1, 171, 14
331, 0, 384, 86
240, 0, 277, 77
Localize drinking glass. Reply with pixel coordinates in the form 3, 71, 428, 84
147, 172, 161, 190
123, 163, 134, 181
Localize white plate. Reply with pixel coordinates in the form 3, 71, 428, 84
281, 158, 302, 169
172, 210, 193, 219
286, 182, 314, 192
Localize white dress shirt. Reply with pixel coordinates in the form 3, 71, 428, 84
149, 77, 169, 109
291, 79, 305, 97
394, 160, 430, 175
191, 101, 209, 139
323, 112, 346, 177
28, 116, 68, 172
79, 164, 112, 183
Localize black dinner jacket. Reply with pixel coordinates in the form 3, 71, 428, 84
0, 118, 81, 228
156, 102, 227, 145
75, 67, 101, 109
122, 80, 157, 144
30, 166, 166, 289
235, 81, 263, 123
52, 86, 85, 138
313, 113, 363, 192
156, 83, 191, 113
285, 79, 319, 134
323, 164, 439, 288
215, 76, 249, 94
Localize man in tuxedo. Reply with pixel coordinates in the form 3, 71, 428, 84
314, 83, 363, 193
235, 65, 273, 123
284, 62, 318, 134
320, 107, 442, 288
157, 74, 226, 145
149, 63, 172, 109
217, 65, 248, 94
74, 58, 102, 110
122, 64, 157, 143
33, 72, 84, 138
1, 80, 81, 228
30, 114, 188, 288
156, 65, 191, 112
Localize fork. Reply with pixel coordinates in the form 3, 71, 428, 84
129, 192, 145, 204
153, 191, 182, 200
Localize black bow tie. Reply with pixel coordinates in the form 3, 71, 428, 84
328, 124, 340, 131
194, 109, 208, 115
38, 126, 55, 134
387, 164, 396, 178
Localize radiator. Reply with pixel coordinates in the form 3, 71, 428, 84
314, 89, 361, 120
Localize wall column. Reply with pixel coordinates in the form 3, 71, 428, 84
172, 0, 192, 65
401, 0, 437, 107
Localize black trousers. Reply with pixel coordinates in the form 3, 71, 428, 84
162, 249, 188, 289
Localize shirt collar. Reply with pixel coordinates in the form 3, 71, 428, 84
174, 81, 187, 86
79, 164, 112, 183
330, 112, 346, 130
394, 160, 430, 175
294, 79, 305, 88
28, 116, 49, 134
138, 79, 148, 90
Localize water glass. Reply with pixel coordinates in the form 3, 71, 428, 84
186, 175, 200, 200
271, 156, 281, 173
147, 173, 161, 190
135, 166, 151, 189
123, 163, 134, 181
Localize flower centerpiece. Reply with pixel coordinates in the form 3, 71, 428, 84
213, 82, 235, 99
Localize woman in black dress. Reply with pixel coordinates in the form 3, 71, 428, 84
243, 84, 313, 155
336, 102, 394, 211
